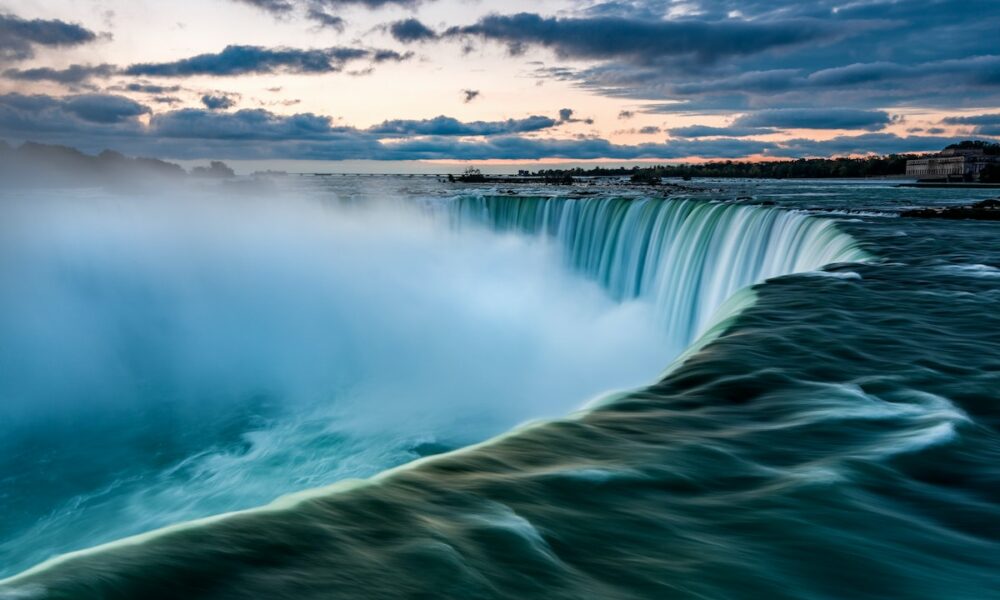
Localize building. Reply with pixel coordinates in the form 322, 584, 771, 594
907, 146, 1000, 181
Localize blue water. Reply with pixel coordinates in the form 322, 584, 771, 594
1, 178, 998, 599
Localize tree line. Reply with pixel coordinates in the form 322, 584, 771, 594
532, 155, 920, 181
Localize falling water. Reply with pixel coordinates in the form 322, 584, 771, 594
449, 195, 867, 345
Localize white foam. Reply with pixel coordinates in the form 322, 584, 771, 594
941, 264, 1000, 277
802, 270, 863, 280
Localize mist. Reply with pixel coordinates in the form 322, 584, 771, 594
0, 182, 670, 574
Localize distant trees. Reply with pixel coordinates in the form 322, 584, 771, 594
946, 140, 1000, 155
533, 154, 918, 180
191, 160, 235, 178
0, 140, 186, 187
0, 140, 247, 188
452, 167, 487, 183
542, 172, 575, 185
980, 164, 1000, 183
630, 171, 662, 185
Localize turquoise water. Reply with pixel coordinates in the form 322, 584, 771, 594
0, 178, 997, 599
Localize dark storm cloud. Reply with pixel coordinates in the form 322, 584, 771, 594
733, 109, 893, 131
443, 12, 839, 63
389, 18, 437, 43
0, 13, 100, 60
668, 124, 776, 138
124, 45, 408, 76
3, 64, 117, 84
368, 115, 558, 136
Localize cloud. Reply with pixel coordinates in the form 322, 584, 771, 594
0, 94, 618, 159
389, 18, 437, 42
512, 1, 1000, 116
124, 45, 408, 77
462, 89, 479, 103
668, 69, 803, 95
201, 94, 238, 110
558, 108, 594, 125
768, 133, 963, 158
306, 8, 345, 30
618, 110, 635, 119
0, 93, 973, 162
734, 108, 893, 131
232, 0, 295, 14
372, 49, 413, 63
644, 57, 1000, 111
233, 0, 425, 21
0, 93, 149, 132
373, 135, 774, 161
152, 96, 182, 105
115, 83, 183, 94
666, 57, 1000, 101
3, 64, 117, 84
443, 12, 840, 63
62, 94, 150, 124
942, 113, 1000, 137
0, 12, 100, 60
668, 124, 776, 138
942, 113, 1000, 126
313, 0, 424, 7
367, 115, 558, 136
148, 108, 350, 141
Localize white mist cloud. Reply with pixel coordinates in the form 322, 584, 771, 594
0, 183, 670, 573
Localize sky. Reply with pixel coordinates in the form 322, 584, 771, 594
1, 0, 999, 170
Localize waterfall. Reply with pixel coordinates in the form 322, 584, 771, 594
0, 190, 872, 589
449, 195, 867, 347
